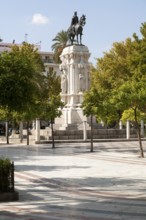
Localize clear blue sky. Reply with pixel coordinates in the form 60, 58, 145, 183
0, 0, 146, 65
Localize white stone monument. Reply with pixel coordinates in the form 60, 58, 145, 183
55, 44, 91, 129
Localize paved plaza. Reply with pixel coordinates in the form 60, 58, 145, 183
0, 141, 146, 220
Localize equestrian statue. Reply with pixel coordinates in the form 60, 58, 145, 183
67, 11, 86, 45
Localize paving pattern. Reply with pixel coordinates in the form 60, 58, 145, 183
0, 141, 146, 220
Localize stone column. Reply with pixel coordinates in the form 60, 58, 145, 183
126, 120, 130, 139
36, 119, 40, 142
141, 120, 144, 137
83, 121, 87, 141
119, 120, 123, 130
101, 120, 105, 127
70, 64, 75, 107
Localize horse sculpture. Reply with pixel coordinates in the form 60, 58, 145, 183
67, 14, 86, 45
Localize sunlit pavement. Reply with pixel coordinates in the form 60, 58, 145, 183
0, 141, 146, 220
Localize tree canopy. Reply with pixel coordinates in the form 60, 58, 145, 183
0, 42, 45, 113
40, 70, 64, 122
0, 42, 64, 144
82, 22, 146, 157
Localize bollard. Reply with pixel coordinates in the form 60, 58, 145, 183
141, 120, 144, 137
36, 118, 40, 142
83, 121, 87, 141
119, 120, 123, 130
126, 120, 130, 139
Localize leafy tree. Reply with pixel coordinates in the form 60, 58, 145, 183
84, 40, 132, 127
0, 42, 45, 114
40, 69, 63, 123
45, 70, 61, 96
113, 22, 146, 157
82, 88, 98, 152
40, 70, 64, 148
113, 79, 146, 157
51, 30, 68, 63
83, 23, 146, 157
0, 43, 45, 144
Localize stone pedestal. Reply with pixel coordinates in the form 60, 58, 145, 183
55, 45, 92, 129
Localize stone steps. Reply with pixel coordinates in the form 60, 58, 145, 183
49, 129, 137, 140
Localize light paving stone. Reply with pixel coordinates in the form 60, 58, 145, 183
0, 141, 146, 220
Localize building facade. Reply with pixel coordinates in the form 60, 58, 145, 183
0, 42, 60, 77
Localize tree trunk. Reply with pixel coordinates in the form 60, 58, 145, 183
137, 125, 144, 158
90, 115, 93, 152
5, 121, 9, 144
26, 121, 29, 146
19, 121, 23, 143
134, 108, 144, 158
51, 120, 55, 148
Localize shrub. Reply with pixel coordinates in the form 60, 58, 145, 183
0, 158, 14, 192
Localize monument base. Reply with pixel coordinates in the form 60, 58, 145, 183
55, 44, 92, 130
55, 106, 97, 131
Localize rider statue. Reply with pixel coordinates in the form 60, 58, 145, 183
67, 11, 86, 45
70, 11, 79, 34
